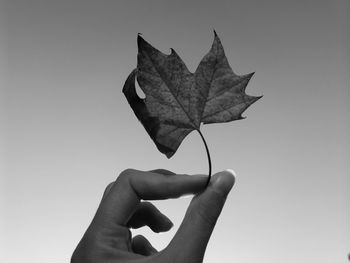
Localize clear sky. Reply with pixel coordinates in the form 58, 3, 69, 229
1, 0, 349, 262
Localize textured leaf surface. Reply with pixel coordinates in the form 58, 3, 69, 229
123, 32, 261, 158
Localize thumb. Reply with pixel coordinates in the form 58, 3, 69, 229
165, 170, 235, 262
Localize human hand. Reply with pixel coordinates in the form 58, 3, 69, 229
71, 168, 235, 263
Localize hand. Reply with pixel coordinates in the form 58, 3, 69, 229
71, 168, 235, 263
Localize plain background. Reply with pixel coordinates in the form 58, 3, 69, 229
1, 0, 349, 262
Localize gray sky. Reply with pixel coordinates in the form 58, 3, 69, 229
1, 0, 349, 262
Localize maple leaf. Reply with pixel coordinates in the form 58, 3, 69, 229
123, 31, 261, 184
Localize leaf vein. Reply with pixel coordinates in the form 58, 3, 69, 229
144, 52, 196, 128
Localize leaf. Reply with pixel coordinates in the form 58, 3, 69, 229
123, 31, 261, 158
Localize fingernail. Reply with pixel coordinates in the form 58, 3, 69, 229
225, 169, 237, 179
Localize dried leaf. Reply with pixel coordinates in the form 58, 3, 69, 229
123, 31, 261, 158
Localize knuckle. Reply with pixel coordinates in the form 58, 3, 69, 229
160, 180, 171, 193
158, 180, 177, 199
104, 182, 114, 192
118, 168, 136, 181
106, 182, 114, 188
160, 176, 180, 198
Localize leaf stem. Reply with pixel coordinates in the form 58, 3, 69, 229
197, 129, 212, 188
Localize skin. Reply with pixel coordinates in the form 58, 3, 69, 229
71, 169, 235, 263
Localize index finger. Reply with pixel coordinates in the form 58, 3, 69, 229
94, 169, 207, 227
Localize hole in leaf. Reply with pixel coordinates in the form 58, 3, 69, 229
135, 81, 146, 99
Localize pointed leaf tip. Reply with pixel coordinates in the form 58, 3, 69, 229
137, 34, 145, 46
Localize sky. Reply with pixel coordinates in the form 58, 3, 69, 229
1, 0, 349, 262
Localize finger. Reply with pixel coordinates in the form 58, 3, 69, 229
127, 202, 173, 232
102, 169, 175, 201
102, 168, 176, 199
94, 169, 207, 227
165, 170, 235, 262
132, 235, 158, 256
149, 169, 176, 176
